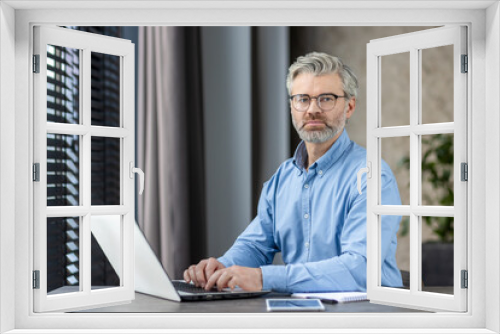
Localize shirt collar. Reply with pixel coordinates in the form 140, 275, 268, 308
292, 130, 351, 175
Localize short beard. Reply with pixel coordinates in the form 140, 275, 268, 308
292, 109, 346, 144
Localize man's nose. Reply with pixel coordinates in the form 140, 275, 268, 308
305, 98, 322, 114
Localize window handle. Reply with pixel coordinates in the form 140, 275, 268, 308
129, 162, 144, 195
357, 161, 372, 195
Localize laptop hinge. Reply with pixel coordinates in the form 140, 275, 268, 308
33, 270, 40, 289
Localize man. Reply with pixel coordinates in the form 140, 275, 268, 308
184, 52, 403, 293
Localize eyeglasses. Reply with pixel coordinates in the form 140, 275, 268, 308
290, 93, 346, 112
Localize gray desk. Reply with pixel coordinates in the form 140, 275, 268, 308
78, 292, 428, 313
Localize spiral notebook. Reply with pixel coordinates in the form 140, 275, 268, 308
291, 292, 368, 304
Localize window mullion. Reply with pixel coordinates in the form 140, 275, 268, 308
365, 46, 379, 295
46, 123, 87, 136
89, 126, 130, 138
409, 47, 420, 294
81, 47, 92, 294
373, 123, 454, 138
45, 205, 129, 217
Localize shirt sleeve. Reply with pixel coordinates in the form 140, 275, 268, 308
260, 166, 402, 293
217, 178, 280, 269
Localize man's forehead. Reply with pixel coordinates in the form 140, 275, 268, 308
291, 72, 343, 92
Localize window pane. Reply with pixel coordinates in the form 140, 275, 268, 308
47, 134, 80, 206
91, 137, 121, 205
91, 52, 121, 127
381, 52, 410, 127
421, 216, 454, 294
381, 136, 409, 205
91, 215, 121, 290
380, 215, 407, 289
421, 45, 454, 124
421, 134, 454, 206
47, 44, 80, 124
47, 217, 80, 295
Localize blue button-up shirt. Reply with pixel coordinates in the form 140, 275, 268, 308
218, 130, 403, 293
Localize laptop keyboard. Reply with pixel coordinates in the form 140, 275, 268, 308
172, 281, 220, 293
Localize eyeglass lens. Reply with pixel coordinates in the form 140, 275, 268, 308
292, 94, 337, 112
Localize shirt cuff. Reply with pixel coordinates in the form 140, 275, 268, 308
260, 264, 287, 292
217, 256, 231, 268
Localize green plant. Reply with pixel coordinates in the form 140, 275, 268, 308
398, 133, 454, 243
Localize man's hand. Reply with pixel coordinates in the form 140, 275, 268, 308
183, 257, 225, 288
204, 265, 263, 292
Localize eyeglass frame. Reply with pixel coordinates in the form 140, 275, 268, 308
289, 93, 347, 112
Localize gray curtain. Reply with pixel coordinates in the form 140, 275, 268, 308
137, 27, 206, 279
250, 27, 290, 214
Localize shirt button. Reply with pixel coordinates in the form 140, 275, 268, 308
304, 213, 309, 219
318, 170, 323, 175
305, 242, 310, 248
304, 184, 309, 189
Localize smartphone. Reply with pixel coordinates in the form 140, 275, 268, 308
266, 298, 325, 312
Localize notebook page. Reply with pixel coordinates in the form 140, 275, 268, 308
292, 292, 368, 303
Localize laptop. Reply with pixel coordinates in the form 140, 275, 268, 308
90, 216, 270, 302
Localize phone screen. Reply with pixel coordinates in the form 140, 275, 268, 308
266, 299, 325, 312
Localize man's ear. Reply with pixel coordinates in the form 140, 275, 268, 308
345, 97, 356, 120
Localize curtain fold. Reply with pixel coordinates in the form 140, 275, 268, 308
137, 27, 206, 279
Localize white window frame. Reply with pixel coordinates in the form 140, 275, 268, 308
32, 25, 136, 312
366, 26, 468, 312
1, 1, 498, 333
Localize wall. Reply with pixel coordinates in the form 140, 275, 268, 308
251, 27, 290, 212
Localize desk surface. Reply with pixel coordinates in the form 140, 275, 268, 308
78, 292, 428, 313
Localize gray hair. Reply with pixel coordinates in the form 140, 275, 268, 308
286, 52, 359, 100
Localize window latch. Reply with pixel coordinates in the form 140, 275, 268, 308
357, 161, 372, 195
129, 162, 144, 195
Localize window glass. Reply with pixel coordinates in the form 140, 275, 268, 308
381, 136, 410, 205
381, 52, 410, 127
421, 134, 454, 206
91, 215, 122, 290
421, 216, 454, 294
47, 45, 80, 124
421, 45, 454, 124
381, 215, 409, 291
47, 217, 80, 295
91, 137, 121, 205
47, 134, 80, 206
91, 52, 121, 127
